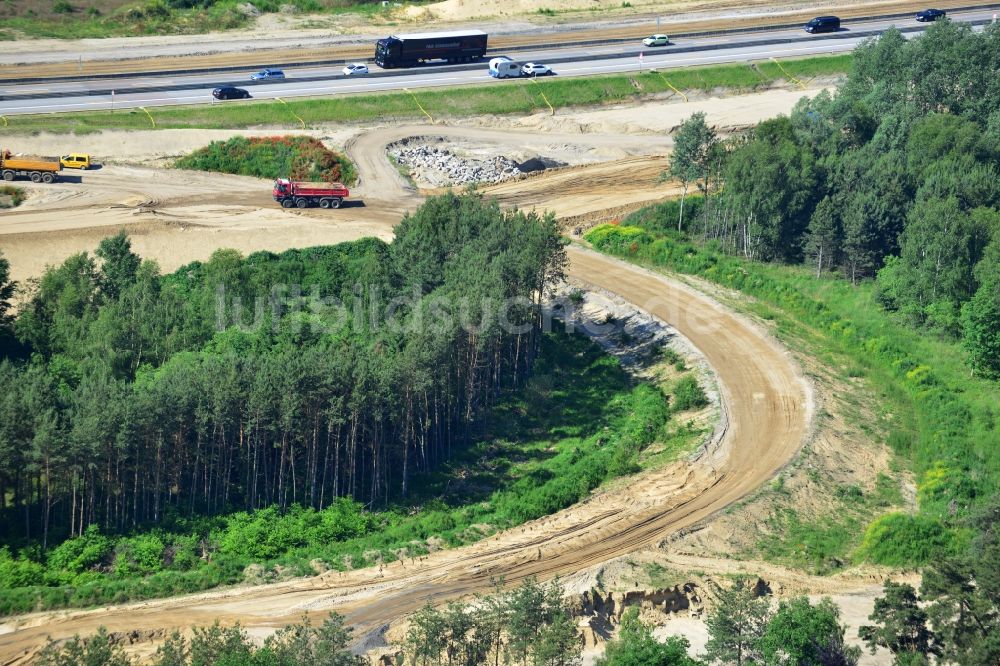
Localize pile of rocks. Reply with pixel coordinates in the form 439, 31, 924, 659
388, 143, 523, 186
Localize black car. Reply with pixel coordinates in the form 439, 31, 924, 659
804, 16, 840, 33
916, 8, 946, 22
212, 86, 251, 100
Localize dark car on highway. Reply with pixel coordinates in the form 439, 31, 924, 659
804, 16, 841, 33
213, 86, 251, 100
916, 8, 946, 21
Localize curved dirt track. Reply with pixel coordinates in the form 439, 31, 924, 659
0, 122, 810, 664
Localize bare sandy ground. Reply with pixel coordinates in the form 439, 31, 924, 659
1, 85, 825, 284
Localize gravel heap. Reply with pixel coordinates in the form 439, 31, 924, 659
388, 143, 524, 186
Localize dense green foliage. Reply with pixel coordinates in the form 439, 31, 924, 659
655, 22, 1000, 376
0, 251, 14, 331
918, 503, 1000, 665
671, 375, 708, 412
585, 20, 1000, 568
859, 581, 940, 665
174, 135, 357, 185
3, 193, 659, 611
402, 577, 587, 666
0, 333, 674, 615
0, 56, 852, 135
703, 578, 769, 666
36, 612, 363, 665
598, 607, 702, 666
705, 579, 860, 665
0, 194, 692, 615
858, 503, 999, 666
666, 111, 719, 233
757, 597, 861, 665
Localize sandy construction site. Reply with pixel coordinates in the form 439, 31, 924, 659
0, 83, 903, 664
1, 86, 818, 283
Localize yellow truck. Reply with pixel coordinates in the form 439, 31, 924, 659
60, 153, 91, 170
1, 149, 61, 183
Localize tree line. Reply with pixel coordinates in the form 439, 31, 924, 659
0, 192, 566, 553
666, 20, 1000, 378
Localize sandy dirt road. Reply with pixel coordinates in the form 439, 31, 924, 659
0, 245, 811, 664
1, 95, 813, 662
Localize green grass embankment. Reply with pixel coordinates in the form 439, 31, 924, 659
0, 55, 851, 135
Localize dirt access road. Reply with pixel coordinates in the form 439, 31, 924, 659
0, 244, 812, 664
0, 95, 813, 662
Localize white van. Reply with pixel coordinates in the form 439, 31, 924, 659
489, 56, 522, 79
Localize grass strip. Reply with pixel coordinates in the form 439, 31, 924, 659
0, 55, 852, 136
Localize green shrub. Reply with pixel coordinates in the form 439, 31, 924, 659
0, 548, 45, 588
113, 534, 165, 576
46, 525, 112, 577
585, 224, 650, 256
672, 375, 708, 411
856, 512, 966, 567
175, 136, 357, 185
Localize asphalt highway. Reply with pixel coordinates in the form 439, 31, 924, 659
0, 6, 997, 116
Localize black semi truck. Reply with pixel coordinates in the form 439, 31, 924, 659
374, 29, 488, 68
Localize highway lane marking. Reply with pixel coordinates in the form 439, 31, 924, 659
0, 36, 903, 115
0, 43, 853, 114
6, 14, 987, 97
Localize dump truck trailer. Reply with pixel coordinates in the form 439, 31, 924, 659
273, 178, 349, 208
375, 30, 488, 68
1, 149, 61, 183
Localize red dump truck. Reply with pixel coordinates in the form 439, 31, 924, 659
1, 149, 61, 183
272, 178, 349, 209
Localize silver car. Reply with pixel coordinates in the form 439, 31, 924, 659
342, 63, 370, 76
250, 68, 285, 81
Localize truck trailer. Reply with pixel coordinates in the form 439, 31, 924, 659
374, 29, 488, 68
273, 179, 349, 209
1, 149, 61, 183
